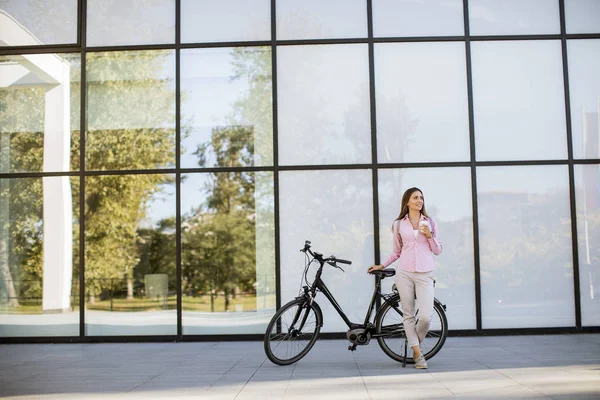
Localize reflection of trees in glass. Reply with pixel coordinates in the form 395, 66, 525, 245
84, 50, 177, 304
0, 178, 79, 309
182, 129, 257, 311
181, 47, 274, 313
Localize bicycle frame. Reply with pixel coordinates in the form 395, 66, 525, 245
299, 256, 398, 335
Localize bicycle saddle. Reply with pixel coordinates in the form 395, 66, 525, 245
371, 268, 396, 278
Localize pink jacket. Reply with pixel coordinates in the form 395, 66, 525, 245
381, 214, 442, 273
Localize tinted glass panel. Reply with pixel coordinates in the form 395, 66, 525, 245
86, 50, 176, 171
567, 39, 600, 160
469, 0, 560, 35
0, 0, 77, 46
181, 172, 275, 334
279, 170, 374, 333
565, 0, 600, 34
181, 0, 270, 43
87, 0, 175, 46
373, 0, 463, 37
84, 174, 176, 336
0, 53, 80, 172
375, 42, 470, 163
471, 40, 567, 161
0, 177, 79, 337
277, 44, 371, 165
575, 164, 600, 326
477, 166, 574, 329
378, 168, 476, 329
277, 0, 367, 40
181, 47, 273, 168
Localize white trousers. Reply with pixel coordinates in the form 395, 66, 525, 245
395, 269, 435, 348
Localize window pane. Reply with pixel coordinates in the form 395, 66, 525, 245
477, 166, 574, 329
468, 0, 560, 36
0, 177, 79, 337
0, 0, 77, 46
87, 0, 175, 46
279, 170, 374, 333
567, 39, 600, 160
86, 50, 175, 171
181, 172, 275, 335
277, 44, 371, 165
378, 168, 476, 329
375, 43, 470, 163
84, 174, 176, 336
0, 53, 80, 172
277, 0, 367, 40
575, 164, 600, 326
565, 0, 600, 34
181, 47, 273, 168
181, 0, 270, 43
471, 41, 567, 161
373, 0, 463, 37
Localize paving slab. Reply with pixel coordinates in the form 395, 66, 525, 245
0, 334, 598, 399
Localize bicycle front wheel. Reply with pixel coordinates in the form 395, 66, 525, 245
264, 299, 322, 366
376, 296, 448, 364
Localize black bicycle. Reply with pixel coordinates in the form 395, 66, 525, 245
264, 240, 448, 366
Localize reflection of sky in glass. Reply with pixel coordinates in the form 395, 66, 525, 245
180, 47, 272, 168
477, 165, 574, 329
375, 42, 470, 163
565, 0, 600, 34
181, 48, 248, 168
181, 0, 270, 43
373, 0, 464, 37
567, 39, 600, 160
0, 0, 77, 45
574, 165, 600, 326
87, 0, 175, 46
471, 40, 567, 161
469, 0, 560, 35
277, 0, 367, 40
139, 177, 176, 229
277, 44, 371, 165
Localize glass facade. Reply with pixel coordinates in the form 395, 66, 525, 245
0, 1, 599, 339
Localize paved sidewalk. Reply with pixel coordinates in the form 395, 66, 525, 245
0, 334, 599, 399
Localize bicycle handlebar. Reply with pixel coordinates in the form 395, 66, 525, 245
300, 240, 352, 265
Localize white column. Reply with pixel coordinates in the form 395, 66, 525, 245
42, 61, 73, 312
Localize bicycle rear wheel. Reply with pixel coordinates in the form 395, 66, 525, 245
264, 299, 322, 366
376, 296, 447, 364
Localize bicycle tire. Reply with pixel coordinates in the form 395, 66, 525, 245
376, 295, 448, 364
264, 299, 322, 366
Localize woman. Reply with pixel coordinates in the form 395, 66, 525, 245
368, 187, 442, 369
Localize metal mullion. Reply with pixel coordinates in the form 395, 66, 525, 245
463, 0, 482, 331
180, 166, 275, 174
276, 38, 368, 46
559, 0, 582, 330
179, 41, 272, 49
573, 159, 600, 164
85, 43, 178, 53
367, 0, 381, 310
85, 168, 177, 176
470, 34, 562, 42
0, 45, 81, 56
175, 0, 182, 339
565, 33, 600, 40
0, 171, 80, 179
271, 0, 282, 313
373, 36, 465, 43
79, 0, 87, 338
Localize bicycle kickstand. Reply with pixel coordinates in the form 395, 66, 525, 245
348, 343, 357, 351
402, 339, 407, 368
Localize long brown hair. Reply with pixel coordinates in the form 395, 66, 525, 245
392, 187, 429, 229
